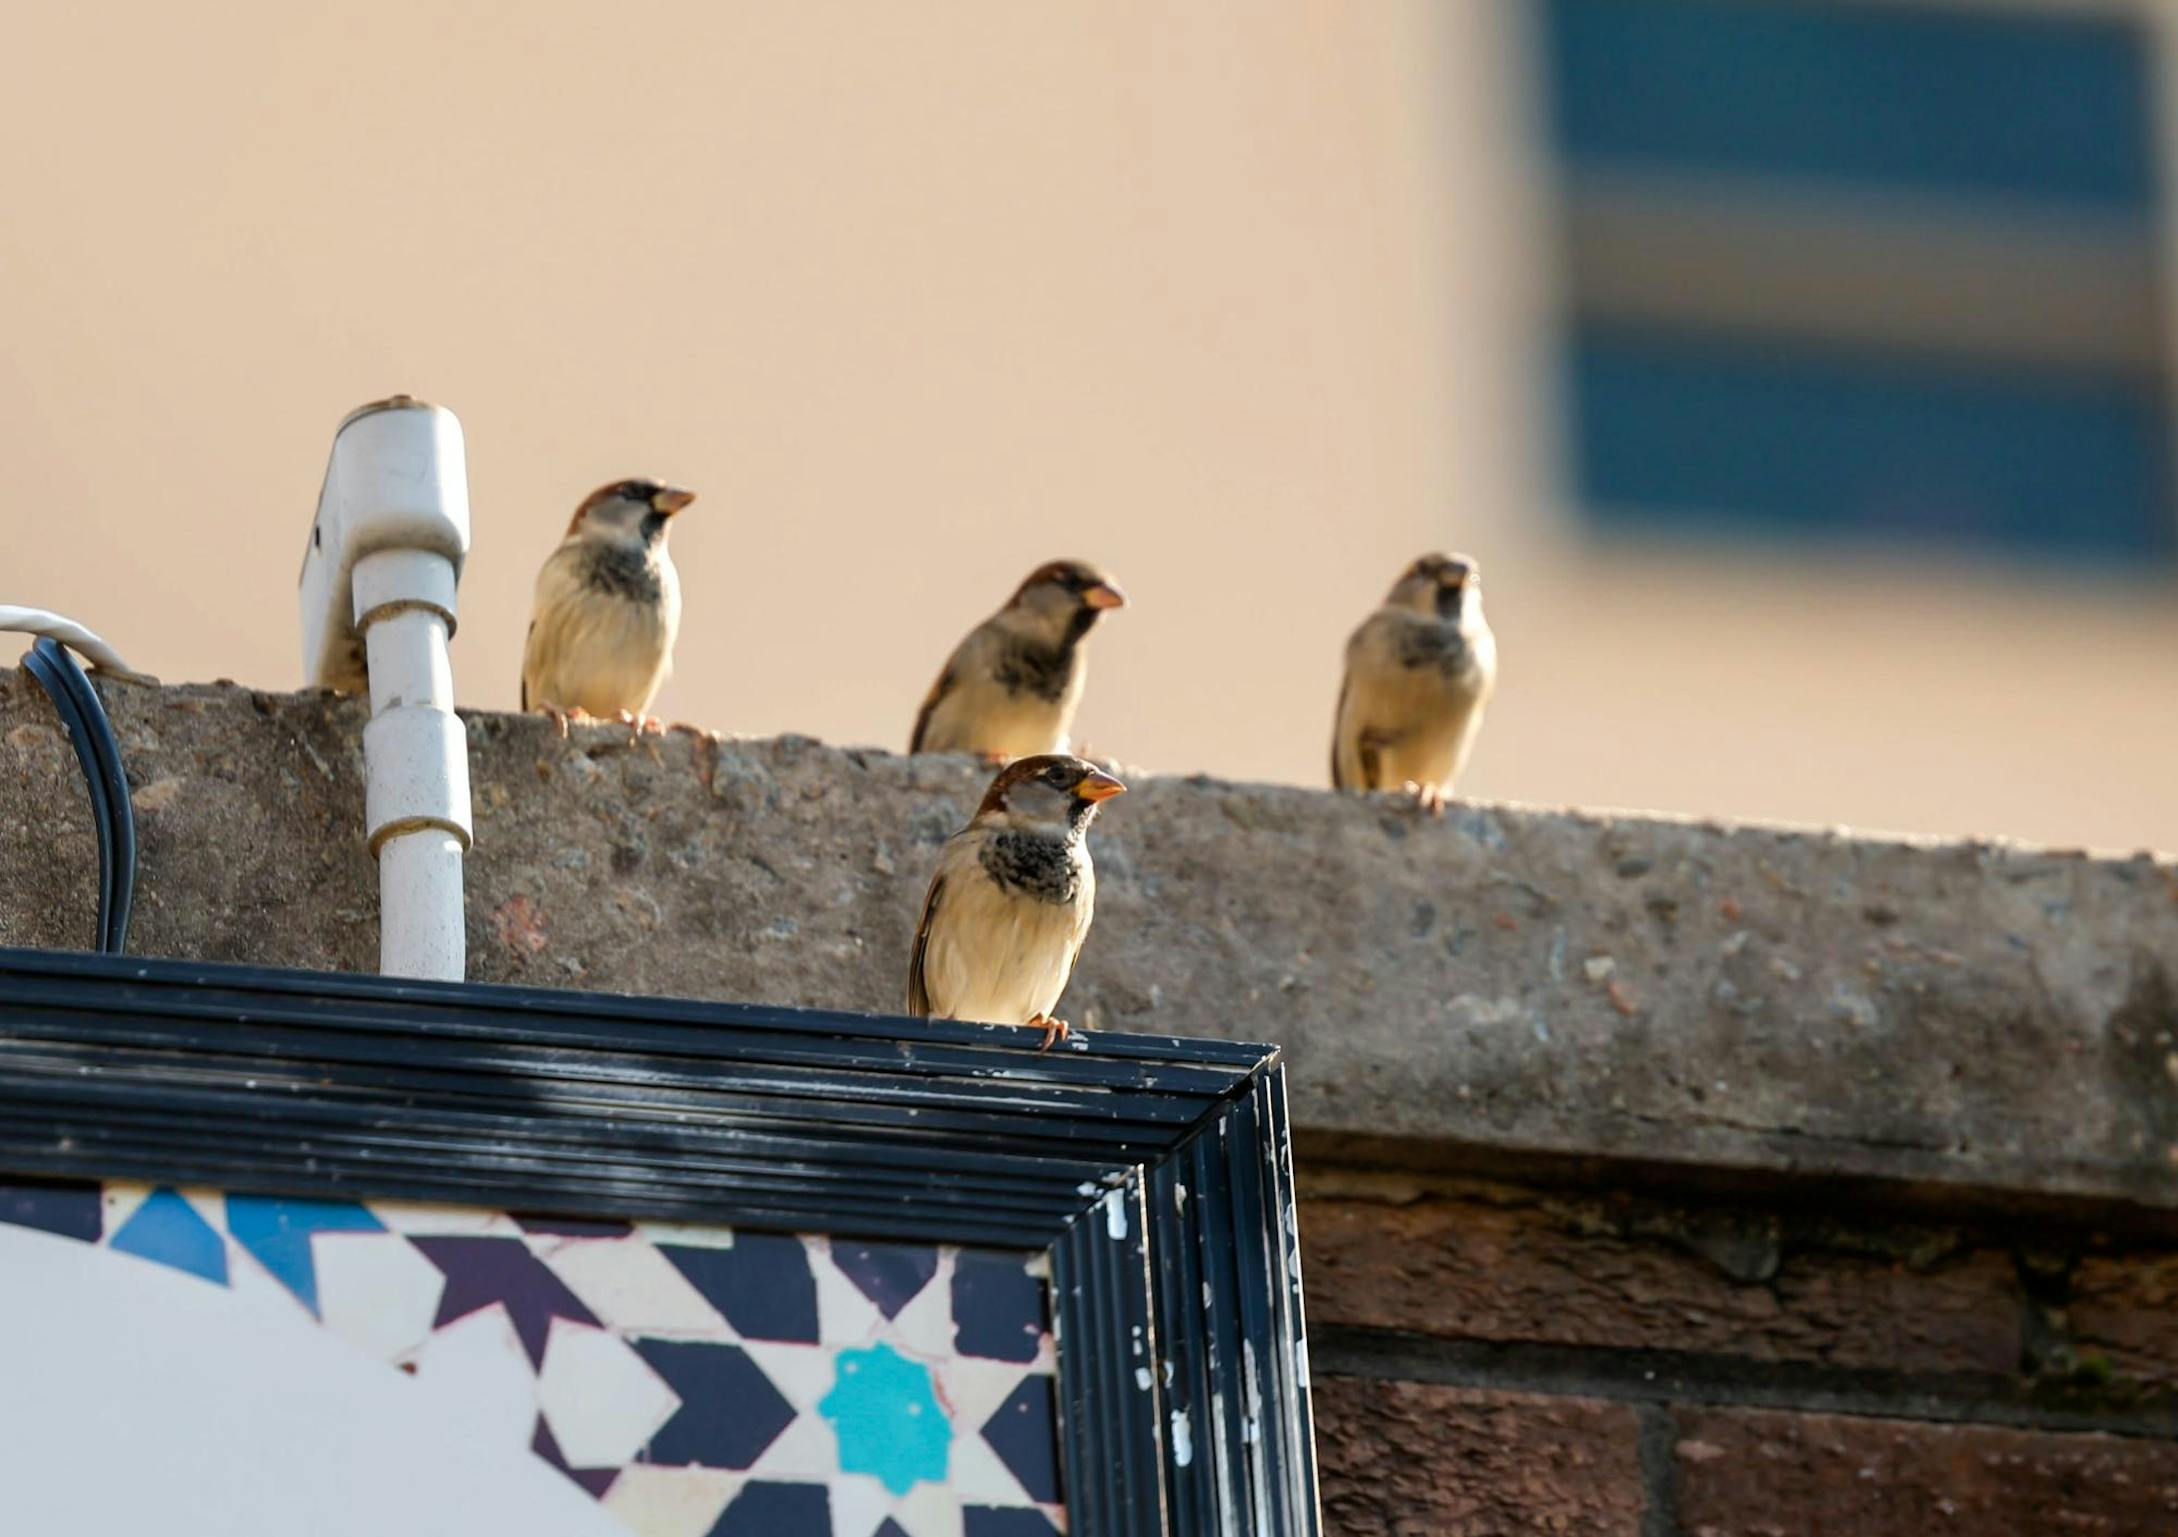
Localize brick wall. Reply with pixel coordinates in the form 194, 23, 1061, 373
1302, 1176, 2178, 1534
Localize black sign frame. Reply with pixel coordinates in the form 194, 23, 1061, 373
0, 946, 1320, 1536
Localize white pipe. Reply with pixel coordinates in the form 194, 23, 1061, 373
300, 397, 473, 981
356, 552, 470, 981
374, 831, 467, 981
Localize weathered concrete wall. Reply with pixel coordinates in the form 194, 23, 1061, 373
8, 670, 2178, 1531
4, 671, 2176, 1217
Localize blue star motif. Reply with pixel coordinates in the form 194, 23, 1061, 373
818, 1343, 951, 1496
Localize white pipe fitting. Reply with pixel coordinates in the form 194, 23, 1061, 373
300, 397, 473, 981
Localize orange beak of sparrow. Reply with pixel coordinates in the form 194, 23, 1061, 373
1076, 770, 1127, 803
651, 487, 697, 517
1082, 581, 1127, 611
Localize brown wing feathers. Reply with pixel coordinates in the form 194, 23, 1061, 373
909, 668, 955, 755
905, 871, 944, 1017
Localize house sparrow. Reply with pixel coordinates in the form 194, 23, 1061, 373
520, 479, 694, 735
906, 753, 1127, 1050
1332, 552, 1497, 813
910, 560, 1127, 761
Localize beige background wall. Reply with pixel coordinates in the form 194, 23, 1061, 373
3, 2, 2173, 853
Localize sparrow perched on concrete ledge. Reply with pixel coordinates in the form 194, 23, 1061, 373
906, 753, 1127, 1050
521, 479, 694, 735
1332, 552, 1497, 812
911, 560, 1127, 761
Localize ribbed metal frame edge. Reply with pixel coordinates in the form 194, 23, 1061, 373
1052, 1065, 1320, 1537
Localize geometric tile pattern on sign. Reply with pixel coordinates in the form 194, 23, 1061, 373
0, 1178, 1065, 1536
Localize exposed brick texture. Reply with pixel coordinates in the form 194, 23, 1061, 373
1313, 1377, 1646, 1537
1669, 1407, 2178, 1536
1306, 1194, 2178, 1527
1301, 1195, 2025, 1374
2069, 1252, 2178, 1389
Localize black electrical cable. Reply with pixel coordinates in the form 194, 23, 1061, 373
20, 638, 136, 953
19, 642, 112, 948
52, 642, 137, 952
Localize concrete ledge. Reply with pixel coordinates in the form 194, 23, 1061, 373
3, 672, 2175, 1216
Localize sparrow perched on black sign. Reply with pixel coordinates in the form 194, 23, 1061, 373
520, 479, 694, 734
906, 753, 1127, 1050
910, 560, 1127, 761
1332, 552, 1497, 812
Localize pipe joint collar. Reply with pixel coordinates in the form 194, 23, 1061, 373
362, 707, 474, 854
352, 549, 459, 634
